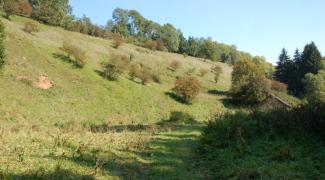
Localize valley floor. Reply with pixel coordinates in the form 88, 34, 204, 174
0, 121, 204, 179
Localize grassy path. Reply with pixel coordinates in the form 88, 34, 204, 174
144, 124, 203, 179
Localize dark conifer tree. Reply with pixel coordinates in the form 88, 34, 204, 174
275, 48, 291, 84
294, 42, 322, 95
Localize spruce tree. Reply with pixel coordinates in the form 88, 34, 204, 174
275, 48, 291, 84
288, 49, 301, 94
300, 42, 322, 75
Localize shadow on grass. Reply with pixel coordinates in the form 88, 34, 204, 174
87, 119, 201, 134
52, 53, 79, 68
208, 90, 230, 96
1, 167, 95, 180
164, 92, 191, 105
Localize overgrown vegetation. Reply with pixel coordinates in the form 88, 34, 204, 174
198, 108, 325, 179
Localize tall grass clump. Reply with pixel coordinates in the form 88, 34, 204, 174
101, 54, 130, 81
24, 22, 39, 33
211, 65, 222, 83
170, 60, 181, 71
61, 42, 87, 68
128, 63, 154, 85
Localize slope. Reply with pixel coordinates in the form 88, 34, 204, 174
0, 15, 231, 179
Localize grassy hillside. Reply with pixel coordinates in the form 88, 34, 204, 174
1, 16, 232, 125
0, 16, 232, 179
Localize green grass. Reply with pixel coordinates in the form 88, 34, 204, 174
0, 15, 230, 179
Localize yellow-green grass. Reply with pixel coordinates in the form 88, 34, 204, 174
1, 15, 231, 125
0, 15, 231, 179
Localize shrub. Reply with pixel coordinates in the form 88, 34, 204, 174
101, 54, 130, 81
112, 34, 124, 48
129, 63, 142, 81
24, 22, 39, 33
172, 76, 201, 103
17, 1, 32, 17
128, 63, 153, 85
231, 59, 269, 104
61, 42, 87, 68
139, 65, 153, 85
232, 75, 271, 104
212, 65, 222, 83
170, 61, 181, 71
145, 39, 157, 50
199, 68, 209, 77
0, 21, 5, 69
156, 39, 167, 51
271, 80, 288, 93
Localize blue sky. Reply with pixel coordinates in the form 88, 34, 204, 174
70, 0, 325, 64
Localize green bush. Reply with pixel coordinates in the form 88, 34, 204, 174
172, 76, 201, 104
0, 21, 5, 69
304, 70, 325, 136
231, 59, 270, 104
101, 54, 130, 81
